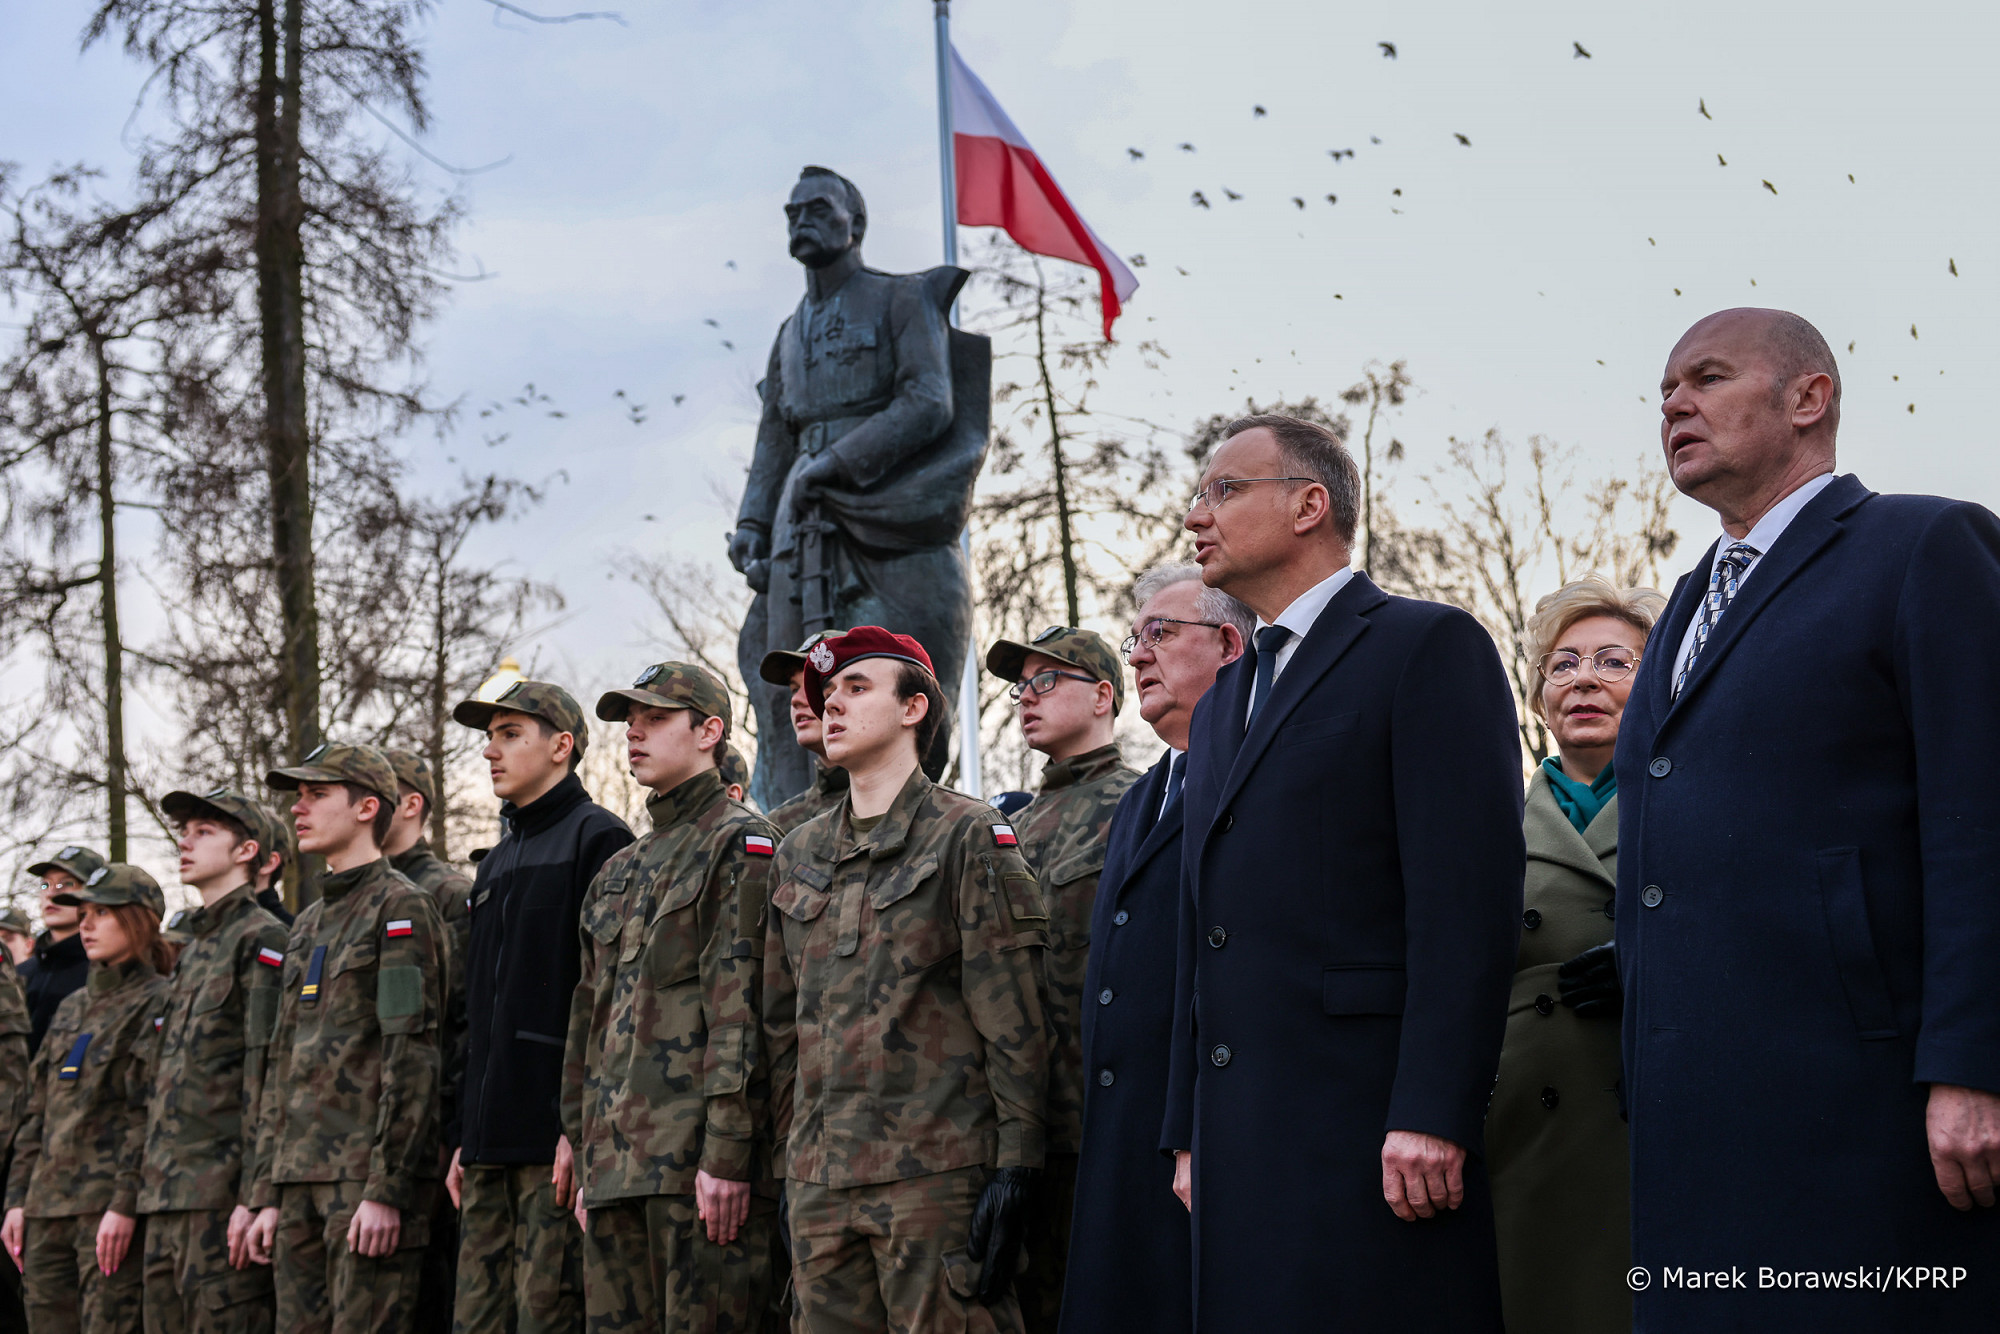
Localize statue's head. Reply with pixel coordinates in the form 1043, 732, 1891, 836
786, 167, 867, 269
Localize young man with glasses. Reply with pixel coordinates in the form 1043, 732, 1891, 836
18, 846, 105, 1054
983, 628, 1138, 1334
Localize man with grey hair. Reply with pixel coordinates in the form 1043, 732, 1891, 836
1166, 414, 1525, 1330
1617, 308, 2000, 1327
1059, 564, 1245, 1334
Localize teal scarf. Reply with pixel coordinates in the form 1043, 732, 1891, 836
1542, 755, 1616, 835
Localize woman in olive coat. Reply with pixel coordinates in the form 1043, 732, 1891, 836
1487, 577, 1661, 1334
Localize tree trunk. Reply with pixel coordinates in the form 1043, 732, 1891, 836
257, 0, 318, 768
90, 330, 128, 861
1032, 279, 1081, 627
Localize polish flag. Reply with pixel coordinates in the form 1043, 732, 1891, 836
949, 45, 1138, 340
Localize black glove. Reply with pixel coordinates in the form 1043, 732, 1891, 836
966, 1167, 1037, 1304
1556, 942, 1621, 1019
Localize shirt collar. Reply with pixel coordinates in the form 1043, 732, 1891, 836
1038, 742, 1126, 794
317, 858, 386, 904
644, 768, 726, 833
88, 956, 152, 995
1723, 472, 1837, 562
1256, 565, 1358, 642
182, 883, 257, 940
842, 765, 933, 863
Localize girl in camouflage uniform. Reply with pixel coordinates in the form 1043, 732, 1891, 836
3, 865, 173, 1334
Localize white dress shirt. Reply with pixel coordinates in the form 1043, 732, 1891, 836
1246, 565, 1357, 723
1670, 472, 1836, 683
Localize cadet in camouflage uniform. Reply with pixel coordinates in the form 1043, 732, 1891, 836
759, 632, 850, 837
380, 750, 471, 1334
0, 921, 34, 1334
243, 745, 447, 1334
766, 628, 1049, 1334
140, 789, 292, 1334
4, 865, 173, 1334
563, 663, 783, 1333
717, 740, 752, 805
242, 803, 296, 929
983, 629, 1140, 1333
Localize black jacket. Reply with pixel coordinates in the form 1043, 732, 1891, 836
456, 773, 633, 1164
18, 931, 88, 1054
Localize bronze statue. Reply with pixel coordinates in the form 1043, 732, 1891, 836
730, 166, 990, 808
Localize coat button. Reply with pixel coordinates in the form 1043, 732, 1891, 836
1522, 909, 1542, 930
1602, 897, 1615, 921
1210, 1045, 1232, 1067
1098, 988, 1114, 1005
1641, 885, 1664, 908
1218, 812, 1234, 833
1098, 1069, 1115, 1087
1648, 756, 1672, 778
1207, 927, 1227, 948
1113, 910, 1129, 926
1534, 993, 1555, 1016
1541, 1086, 1560, 1110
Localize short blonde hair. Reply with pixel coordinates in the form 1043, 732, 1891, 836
1523, 576, 1667, 720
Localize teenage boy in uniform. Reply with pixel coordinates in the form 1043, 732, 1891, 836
243, 745, 447, 1334
141, 788, 291, 1332
448, 684, 632, 1334
563, 663, 784, 1331
766, 628, 1050, 1333
19, 846, 106, 1053
759, 632, 850, 837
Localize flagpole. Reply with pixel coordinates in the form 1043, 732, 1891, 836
935, 0, 983, 797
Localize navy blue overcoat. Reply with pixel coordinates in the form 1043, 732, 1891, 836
1616, 474, 2000, 1328
1164, 573, 1525, 1332
1060, 753, 1192, 1334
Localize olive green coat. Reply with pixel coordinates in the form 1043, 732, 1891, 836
1485, 770, 1630, 1334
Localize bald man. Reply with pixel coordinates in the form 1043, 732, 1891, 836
1616, 308, 2000, 1329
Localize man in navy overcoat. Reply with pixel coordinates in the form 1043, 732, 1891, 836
1618, 308, 2000, 1328
1163, 414, 1525, 1331
1060, 564, 1247, 1334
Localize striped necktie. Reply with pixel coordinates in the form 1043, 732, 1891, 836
1674, 541, 1759, 698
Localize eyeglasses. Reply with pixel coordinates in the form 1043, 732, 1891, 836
1121, 617, 1224, 659
1008, 669, 1099, 703
1536, 647, 1641, 684
1185, 476, 1314, 514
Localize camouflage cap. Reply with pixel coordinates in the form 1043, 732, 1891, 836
244, 799, 296, 867
986, 625, 1127, 714
452, 680, 589, 758
717, 740, 750, 792
26, 845, 108, 883
596, 661, 732, 733
0, 907, 31, 935
758, 628, 850, 687
162, 786, 266, 838
383, 749, 436, 806
51, 862, 166, 919
265, 742, 399, 806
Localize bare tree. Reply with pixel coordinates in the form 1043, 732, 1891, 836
613, 552, 757, 761
1339, 360, 1411, 572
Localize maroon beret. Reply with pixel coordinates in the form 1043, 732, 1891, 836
803, 626, 937, 716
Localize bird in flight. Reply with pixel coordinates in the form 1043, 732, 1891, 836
1454, 132, 1471, 145
1127, 147, 1145, 160
1292, 197, 1306, 209
1223, 187, 1244, 201
1762, 180, 1777, 194
1379, 41, 1397, 58
1911, 324, 1919, 340
1325, 194, 1339, 205
703, 318, 719, 327
1328, 148, 1355, 160
1179, 142, 1196, 152
1128, 254, 1147, 267
1718, 153, 1727, 166
673, 394, 686, 405
725, 259, 737, 269
1949, 258, 1958, 276
721, 339, 735, 350
1191, 190, 1210, 208
1573, 41, 1591, 58
1699, 97, 1712, 119
1253, 105, 1268, 118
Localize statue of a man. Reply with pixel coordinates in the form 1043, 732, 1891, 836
730, 166, 989, 809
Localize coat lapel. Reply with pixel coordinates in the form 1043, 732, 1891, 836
1211, 573, 1387, 822
1664, 474, 1870, 723
1123, 765, 1186, 895
1523, 770, 1616, 889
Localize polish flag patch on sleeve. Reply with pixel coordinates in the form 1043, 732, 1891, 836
991, 824, 1018, 847
257, 947, 284, 968
744, 835, 775, 857
385, 919, 414, 938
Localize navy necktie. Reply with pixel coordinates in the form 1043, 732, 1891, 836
1674, 541, 1759, 698
1164, 752, 1187, 810
1250, 625, 1293, 726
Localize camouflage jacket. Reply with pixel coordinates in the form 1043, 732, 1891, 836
768, 765, 849, 838
0, 956, 29, 1159
1015, 743, 1140, 1155
7, 959, 169, 1217
562, 770, 778, 1206
391, 841, 471, 1135
140, 885, 290, 1214
766, 767, 1050, 1189
248, 857, 445, 1213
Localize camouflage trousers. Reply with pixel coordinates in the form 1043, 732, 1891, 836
786, 1168, 1024, 1334
453, 1163, 582, 1334
582, 1193, 778, 1334
273, 1182, 431, 1334
1014, 1154, 1076, 1334
22, 1211, 146, 1334
141, 1208, 275, 1334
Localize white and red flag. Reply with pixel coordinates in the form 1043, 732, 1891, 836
948, 45, 1138, 340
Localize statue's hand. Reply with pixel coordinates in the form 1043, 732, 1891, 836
745, 559, 770, 595
789, 452, 847, 518
727, 526, 769, 575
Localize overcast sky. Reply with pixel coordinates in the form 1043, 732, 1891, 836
6, 0, 1997, 881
